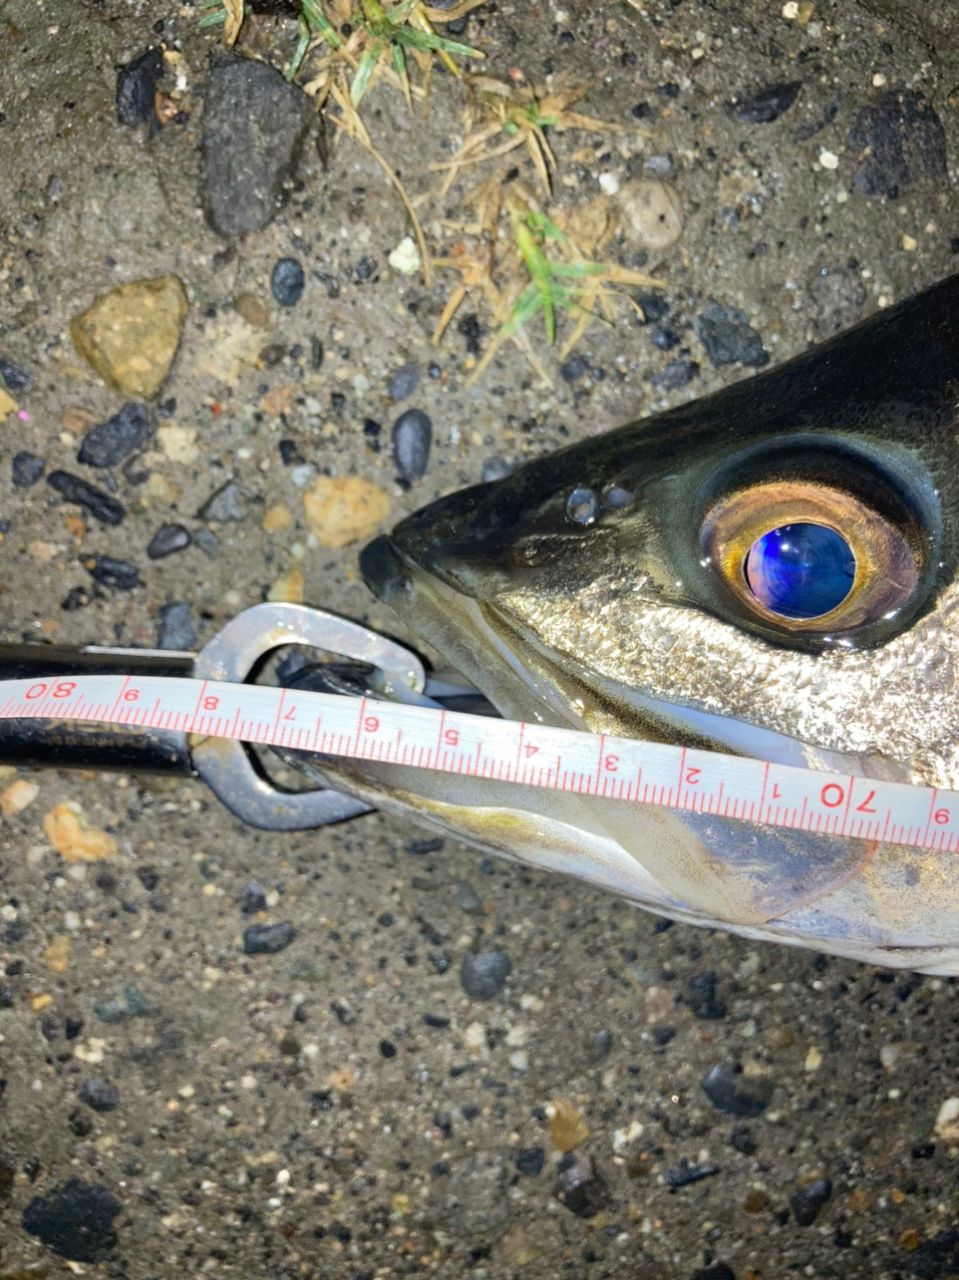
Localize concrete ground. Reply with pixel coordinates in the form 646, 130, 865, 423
1, 0, 958, 1275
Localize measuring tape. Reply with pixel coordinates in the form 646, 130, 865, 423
2, 671, 956, 852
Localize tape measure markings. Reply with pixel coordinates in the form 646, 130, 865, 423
2, 673, 956, 853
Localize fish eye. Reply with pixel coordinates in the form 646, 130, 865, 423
743, 522, 855, 620
699, 480, 921, 635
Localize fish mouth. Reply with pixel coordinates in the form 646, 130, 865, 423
361, 496, 886, 773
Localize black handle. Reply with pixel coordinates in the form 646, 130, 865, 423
0, 644, 196, 776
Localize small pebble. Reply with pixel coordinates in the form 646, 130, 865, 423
665, 1160, 721, 1189
515, 1147, 545, 1176
636, 292, 669, 324
647, 360, 701, 389
454, 881, 482, 914
197, 480, 251, 523
78, 1077, 120, 1112
592, 1028, 614, 1060
271, 257, 305, 307
93, 983, 153, 1024
48, 471, 125, 525
644, 154, 672, 176
22, 1179, 121, 1263
82, 555, 141, 590
240, 882, 268, 914
388, 364, 420, 401
235, 293, 270, 328
0, 356, 31, 391
156, 601, 197, 650
116, 47, 164, 125
694, 301, 768, 367
560, 353, 590, 382
700, 1063, 774, 1117
651, 325, 681, 351
618, 178, 684, 251
12, 452, 44, 487
791, 1177, 832, 1226
554, 1155, 611, 1218
243, 921, 296, 955
146, 523, 191, 560
392, 409, 432, 482
730, 81, 802, 124
687, 970, 727, 1020
459, 949, 511, 1000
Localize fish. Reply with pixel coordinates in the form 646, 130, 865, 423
322, 275, 959, 973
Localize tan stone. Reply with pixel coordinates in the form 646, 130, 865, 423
43, 801, 117, 862
548, 1097, 590, 1153
303, 476, 390, 549
70, 275, 188, 398
617, 179, 684, 252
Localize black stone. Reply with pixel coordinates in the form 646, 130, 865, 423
651, 359, 700, 390
700, 1064, 773, 1117
554, 1155, 611, 1218
78, 403, 151, 468
156, 601, 197, 650
592, 1028, 614, 1060
22, 1179, 121, 1262
408, 837, 444, 854
271, 257, 305, 307
354, 255, 379, 283
728, 1125, 756, 1154
240, 881, 268, 914
0, 356, 31, 391
516, 1147, 545, 1176
791, 1177, 832, 1226
392, 408, 432, 482
147, 523, 191, 559
848, 91, 948, 200
78, 1077, 120, 1112
82, 555, 140, 590
200, 58, 312, 237
459, 949, 511, 999
689, 1265, 735, 1280
730, 81, 802, 124
388, 364, 420, 401
560, 353, 590, 382
688, 970, 727, 1020
665, 1160, 720, 1189
68, 1109, 94, 1137
651, 325, 681, 350
48, 472, 125, 525
197, 480, 251, 522
694, 302, 768, 367
652, 1025, 676, 1046
379, 1039, 397, 1058
907, 1228, 959, 1279
243, 921, 295, 954
12, 451, 43, 487
116, 48, 165, 126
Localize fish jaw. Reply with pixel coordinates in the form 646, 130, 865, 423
351, 276, 959, 970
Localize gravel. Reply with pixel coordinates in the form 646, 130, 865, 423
78, 1077, 120, 1112
11, 452, 44, 486
156, 601, 197, 650
146, 523, 191, 559
47, 471, 126, 525
694, 302, 769, 367
271, 257, 305, 307
81, 555, 141, 590
22, 1179, 122, 1262
199, 58, 313, 238
392, 408, 432, 482
729, 81, 802, 124
700, 1063, 774, 1117
243, 921, 296, 955
459, 949, 511, 999
77, 402, 150, 468
116, 48, 164, 126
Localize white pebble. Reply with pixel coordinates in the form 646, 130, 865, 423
818, 149, 840, 170
388, 236, 421, 276
599, 172, 620, 196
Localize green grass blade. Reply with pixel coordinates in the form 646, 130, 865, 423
393, 26, 479, 57
504, 284, 544, 335
351, 43, 382, 103
301, 0, 341, 45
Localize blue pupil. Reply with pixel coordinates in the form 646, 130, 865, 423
743, 523, 855, 620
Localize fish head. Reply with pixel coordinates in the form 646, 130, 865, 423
357, 276, 959, 968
